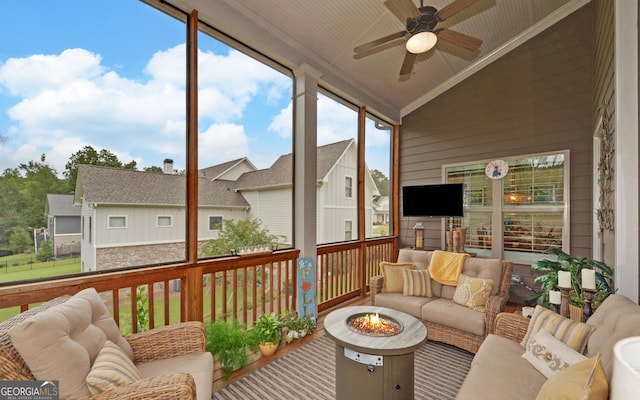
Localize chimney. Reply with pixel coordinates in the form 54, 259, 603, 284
163, 159, 174, 174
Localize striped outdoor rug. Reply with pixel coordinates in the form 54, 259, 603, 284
214, 335, 473, 400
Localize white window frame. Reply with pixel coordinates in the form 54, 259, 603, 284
345, 176, 353, 199
157, 215, 173, 227
443, 150, 570, 263
108, 215, 127, 229
344, 219, 353, 241
209, 215, 223, 231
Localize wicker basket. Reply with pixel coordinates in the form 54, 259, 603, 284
569, 304, 584, 322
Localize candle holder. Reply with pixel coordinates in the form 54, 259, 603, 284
582, 287, 596, 321
559, 286, 571, 319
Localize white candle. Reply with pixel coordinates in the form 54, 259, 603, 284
549, 290, 562, 305
582, 269, 596, 290
558, 271, 571, 288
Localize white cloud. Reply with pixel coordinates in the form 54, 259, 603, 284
0, 44, 291, 174
268, 102, 292, 138
199, 123, 249, 167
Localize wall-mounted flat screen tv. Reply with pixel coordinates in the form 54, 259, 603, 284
402, 183, 464, 217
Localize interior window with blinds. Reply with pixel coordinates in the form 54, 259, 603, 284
445, 152, 568, 262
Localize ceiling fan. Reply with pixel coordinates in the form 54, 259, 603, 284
354, 0, 484, 76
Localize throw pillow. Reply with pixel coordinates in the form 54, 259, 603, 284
452, 273, 493, 312
403, 269, 432, 297
380, 262, 415, 293
87, 340, 143, 395
522, 329, 587, 378
521, 306, 595, 354
535, 352, 608, 400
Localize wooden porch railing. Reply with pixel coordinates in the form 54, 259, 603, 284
0, 238, 398, 330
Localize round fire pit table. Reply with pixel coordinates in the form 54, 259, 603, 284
324, 306, 427, 400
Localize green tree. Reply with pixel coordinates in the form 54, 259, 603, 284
371, 169, 389, 196
9, 227, 32, 254
64, 146, 138, 191
36, 239, 54, 262
200, 217, 284, 256
143, 166, 164, 173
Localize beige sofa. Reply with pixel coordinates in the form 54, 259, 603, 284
370, 249, 513, 353
0, 288, 213, 400
456, 294, 640, 399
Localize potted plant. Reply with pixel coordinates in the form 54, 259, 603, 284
529, 248, 613, 314
280, 309, 316, 343
248, 312, 282, 356
205, 319, 253, 380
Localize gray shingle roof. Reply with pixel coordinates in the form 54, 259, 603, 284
45, 194, 80, 216
199, 158, 252, 179
76, 165, 249, 207
235, 139, 353, 190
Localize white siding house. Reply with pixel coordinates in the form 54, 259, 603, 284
73, 139, 380, 271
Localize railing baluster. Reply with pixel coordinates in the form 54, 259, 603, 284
148, 282, 154, 330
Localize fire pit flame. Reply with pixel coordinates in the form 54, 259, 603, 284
347, 312, 402, 336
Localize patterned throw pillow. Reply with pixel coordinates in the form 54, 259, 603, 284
452, 274, 494, 312
403, 269, 432, 297
535, 352, 608, 400
521, 306, 595, 354
522, 329, 587, 378
86, 340, 143, 395
380, 262, 415, 293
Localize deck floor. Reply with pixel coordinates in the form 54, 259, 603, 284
213, 294, 522, 391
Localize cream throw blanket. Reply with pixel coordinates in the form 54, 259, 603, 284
428, 250, 469, 286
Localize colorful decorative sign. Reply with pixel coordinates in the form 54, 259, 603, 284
297, 257, 317, 323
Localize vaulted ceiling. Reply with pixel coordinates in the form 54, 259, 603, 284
154, 0, 589, 122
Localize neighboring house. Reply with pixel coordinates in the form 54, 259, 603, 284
373, 196, 389, 226
45, 194, 81, 258
73, 139, 380, 271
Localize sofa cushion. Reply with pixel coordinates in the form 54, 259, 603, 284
397, 249, 432, 270
452, 274, 493, 312
430, 257, 503, 299
585, 294, 640, 379
87, 340, 143, 394
456, 334, 547, 400
535, 352, 608, 400
421, 298, 485, 336
403, 269, 432, 297
8, 288, 134, 399
521, 306, 594, 354
380, 262, 415, 293
373, 292, 434, 319
136, 352, 214, 400
522, 329, 586, 378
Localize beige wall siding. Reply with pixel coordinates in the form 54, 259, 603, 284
245, 188, 293, 245
593, 0, 616, 267
399, 5, 594, 260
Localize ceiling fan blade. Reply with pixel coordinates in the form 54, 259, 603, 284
354, 31, 407, 54
435, 0, 483, 21
399, 51, 417, 75
437, 28, 482, 51
384, 0, 421, 24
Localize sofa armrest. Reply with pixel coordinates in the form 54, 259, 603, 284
494, 312, 530, 342
88, 373, 196, 400
370, 275, 384, 305
484, 294, 509, 335
126, 321, 206, 364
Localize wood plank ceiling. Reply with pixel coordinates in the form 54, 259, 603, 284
157, 0, 588, 122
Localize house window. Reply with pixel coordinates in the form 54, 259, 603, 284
345, 176, 353, 198
108, 216, 127, 229
345, 220, 353, 241
209, 216, 223, 231
157, 216, 172, 227
445, 151, 568, 263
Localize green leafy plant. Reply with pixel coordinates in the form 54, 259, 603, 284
529, 248, 613, 310
248, 312, 282, 345
125, 286, 149, 333
280, 309, 316, 343
206, 320, 253, 380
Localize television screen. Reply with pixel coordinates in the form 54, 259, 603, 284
402, 183, 464, 217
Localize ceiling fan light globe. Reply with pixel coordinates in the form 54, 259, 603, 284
406, 31, 437, 54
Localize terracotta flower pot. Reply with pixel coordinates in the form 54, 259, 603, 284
258, 342, 279, 356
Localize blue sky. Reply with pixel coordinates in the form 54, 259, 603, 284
0, 1, 390, 176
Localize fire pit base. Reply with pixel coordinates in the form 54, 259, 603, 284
324, 306, 427, 400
